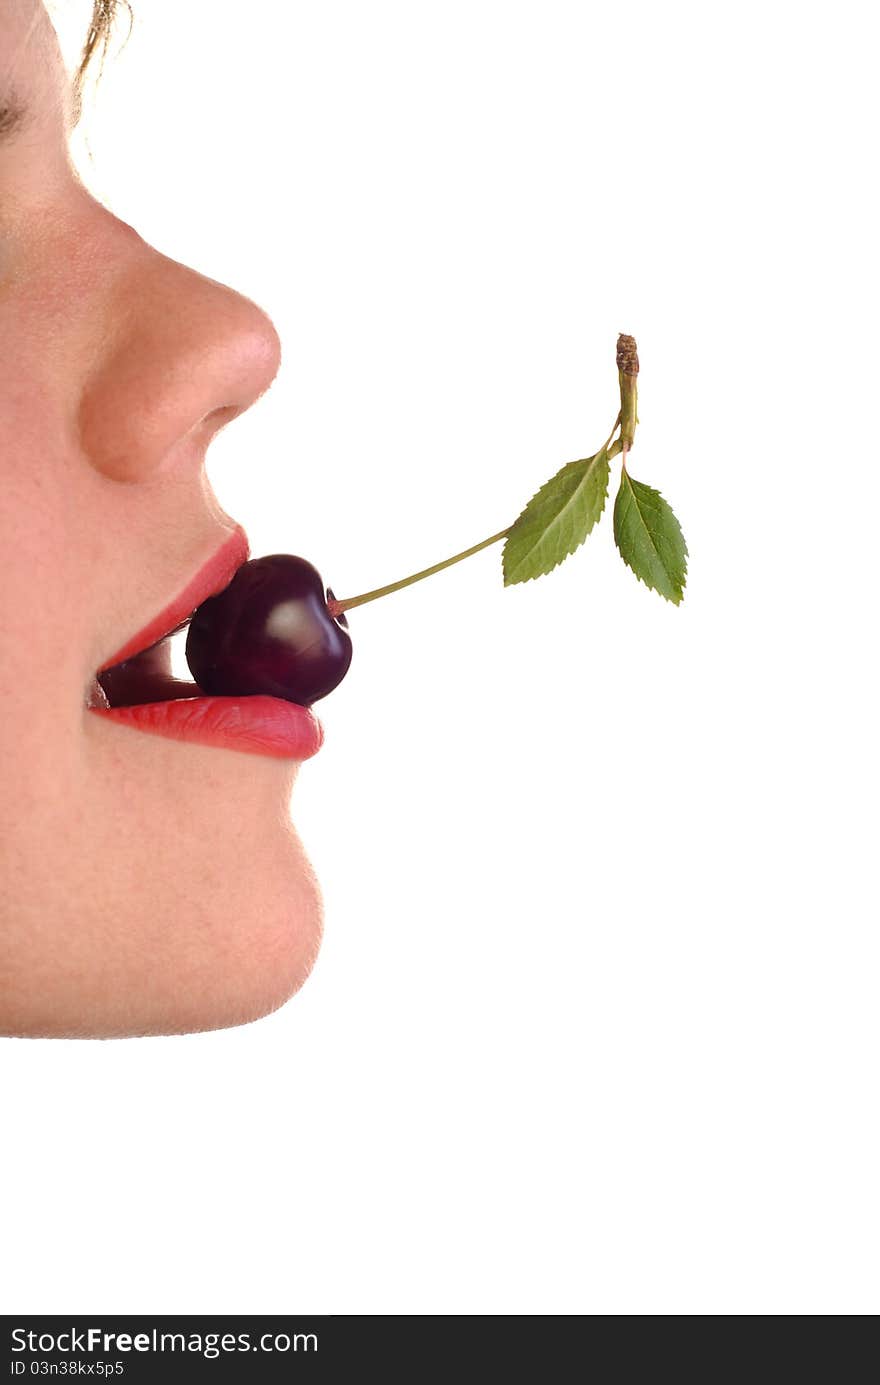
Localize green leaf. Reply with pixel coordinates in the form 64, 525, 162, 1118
502, 450, 610, 585
613, 469, 688, 603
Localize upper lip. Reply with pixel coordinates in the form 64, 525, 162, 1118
97, 526, 251, 674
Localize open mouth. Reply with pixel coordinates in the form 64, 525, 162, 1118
88, 528, 251, 710
85, 528, 324, 760
90, 622, 201, 709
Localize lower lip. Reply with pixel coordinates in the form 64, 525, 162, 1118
89, 695, 323, 760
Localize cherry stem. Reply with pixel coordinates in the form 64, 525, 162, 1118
327, 528, 511, 617
603, 412, 622, 455
328, 406, 625, 619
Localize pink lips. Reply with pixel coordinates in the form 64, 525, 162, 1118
97, 527, 252, 673
94, 696, 324, 760
89, 528, 324, 761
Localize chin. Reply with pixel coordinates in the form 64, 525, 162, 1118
190, 845, 325, 1038
0, 823, 324, 1041
122, 840, 325, 1039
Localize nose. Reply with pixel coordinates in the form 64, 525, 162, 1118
76, 213, 281, 484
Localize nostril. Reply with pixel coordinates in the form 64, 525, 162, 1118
78, 277, 281, 483
198, 308, 281, 418
207, 404, 246, 429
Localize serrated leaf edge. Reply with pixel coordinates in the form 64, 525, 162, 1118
613, 471, 688, 605
502, 450, 610, 586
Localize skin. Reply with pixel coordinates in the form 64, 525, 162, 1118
0, 1, 323, 1037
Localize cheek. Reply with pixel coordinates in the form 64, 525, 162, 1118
0, 446, 89, 846
0, 377, 90, 661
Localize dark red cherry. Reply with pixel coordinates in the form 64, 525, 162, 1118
185, 555, 352, 706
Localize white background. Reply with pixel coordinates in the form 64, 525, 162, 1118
2, 0, 877, 1314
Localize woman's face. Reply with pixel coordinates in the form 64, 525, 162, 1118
0, 0, 323, 1036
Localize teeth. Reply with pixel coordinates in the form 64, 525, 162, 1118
87, 677, 110, 710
